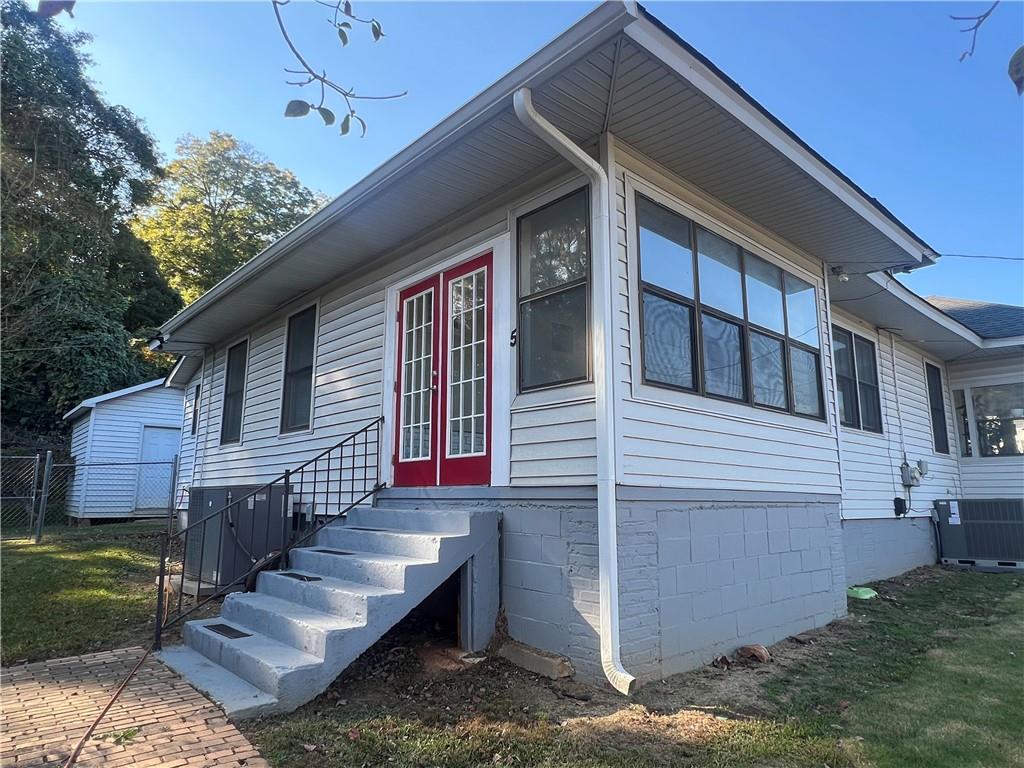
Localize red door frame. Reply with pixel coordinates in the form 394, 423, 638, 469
392, 250, 492, 487
438, 251, 492, 486
392, 274, 441, 487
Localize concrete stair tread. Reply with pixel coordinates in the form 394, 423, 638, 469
268, 570, 402, 597
342, 525, 467, 539
228, 592, 365, 631
190, 618, 322, 670
300, 547, 434, 565
158, 645, 278, 719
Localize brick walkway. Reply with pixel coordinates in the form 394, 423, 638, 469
1, 647, 266, 767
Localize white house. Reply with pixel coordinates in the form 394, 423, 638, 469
63, 380, 184, 519
151, 2, 1024, 716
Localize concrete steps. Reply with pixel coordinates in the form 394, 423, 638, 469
159, 503, 498, 719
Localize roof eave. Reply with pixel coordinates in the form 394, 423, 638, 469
157, 0, 639, 343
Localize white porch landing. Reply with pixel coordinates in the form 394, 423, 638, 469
159, 504, 499, 719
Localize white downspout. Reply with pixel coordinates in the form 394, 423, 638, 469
513, 87, 635, 695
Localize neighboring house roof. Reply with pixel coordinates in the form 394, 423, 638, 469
926, 296, 1024, 340
63, 379, 166, 422
153, 1, 938, 355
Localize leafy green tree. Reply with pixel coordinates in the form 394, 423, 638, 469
134, 132, 324, 304
1, 0, 181, 445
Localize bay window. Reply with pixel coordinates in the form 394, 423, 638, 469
634, 192, 824, 420
517, 189, 590, 391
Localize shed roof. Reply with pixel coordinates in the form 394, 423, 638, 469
62, 380, 166, 422
926, 296, 1024, 340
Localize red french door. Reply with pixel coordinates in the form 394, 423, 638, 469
393, 251, 492, 487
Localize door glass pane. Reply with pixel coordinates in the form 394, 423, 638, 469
448, 269, 487, 457
400, 289, 433, 461
697, 228, 743, 318
518, 189, 589, 295
970, 382, 1024, 457
790, 346, 823, 417
642, 291, 694, 390
744, 254, 784, 333
637, 195, 694, 299
784, 274, 819, 348
520, 283, 588, 390
701, 313, 745, 400
750, 331, 786, 408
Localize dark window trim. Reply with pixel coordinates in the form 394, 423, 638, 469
831, 325, 883, 433
190, 383, 201, 436
634, 192, 825, 422
220, 339, 248, 445
924, 362, 950, 454
516, 186, 592, 394
280, 303, 318, 434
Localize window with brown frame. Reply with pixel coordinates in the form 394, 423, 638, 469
635, 193, 824, 420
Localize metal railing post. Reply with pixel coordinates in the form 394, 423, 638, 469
280, 469, 291, 569
35, 451, 53, 544
154, 534, 168, 651
27, 453, 41, 532
166, 454, 179, 536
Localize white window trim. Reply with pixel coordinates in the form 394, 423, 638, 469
278, 300, 320, 438
622, 172, 832, 436
219, 335, 250, 446
922, 359, 952, 456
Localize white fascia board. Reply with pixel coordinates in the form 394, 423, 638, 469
624, 16, 935, 266
157, 1, 638, 341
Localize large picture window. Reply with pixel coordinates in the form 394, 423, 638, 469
517, 189, 590, 391
634, 192, 824, 420
281, 305, 317, 433
831, 326, 882, 432
220, 341, 247, 445
955, 382, 1024, 457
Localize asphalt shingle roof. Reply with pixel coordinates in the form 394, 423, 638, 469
927, 296, 1024, 339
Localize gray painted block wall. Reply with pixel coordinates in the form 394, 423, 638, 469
377, 487, 848, 684
842, 517, 936, 585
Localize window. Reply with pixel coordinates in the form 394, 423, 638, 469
953, 389, 972, 457
190, 383, 201, 436
517, 189, 589, 391
634, 192, 824, 420
831, 327, 882, 432
924, 363, 949, 454
281, 306, 317, 433
220, 341, 247, 444
970, 382, 1024, 457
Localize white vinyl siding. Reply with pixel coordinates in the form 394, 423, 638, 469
832, 309, 962, 519
613, 160, 841, 495
947, 354, 1024, 499
69, 387, 184, 518
175, 379, 201, 511
66, 416, 91, 515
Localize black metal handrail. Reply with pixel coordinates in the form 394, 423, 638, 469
154, 416, 384, 649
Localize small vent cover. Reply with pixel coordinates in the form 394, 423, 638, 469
206, 623, 251, 640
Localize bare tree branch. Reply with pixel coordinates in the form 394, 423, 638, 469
951, 0, 1000, 62
271, 0, 405, 135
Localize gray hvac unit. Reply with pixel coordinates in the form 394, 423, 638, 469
184, 484, 291, 590
932, 498, 1024, 573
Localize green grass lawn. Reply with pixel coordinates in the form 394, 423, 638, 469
246, 567, 1023, 768
0, 522, 163, 664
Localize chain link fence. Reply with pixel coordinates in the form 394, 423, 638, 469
1, 454, 42, 538
1, 453, 177, 541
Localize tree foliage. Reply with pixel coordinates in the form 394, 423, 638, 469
133, 131, 323, 304
0, 0, 181, 446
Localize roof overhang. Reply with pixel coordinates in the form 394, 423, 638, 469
154, 1, 938, 355
830, 272, 1024, 362
62, 379, 166, 421
165, 356, 203, 389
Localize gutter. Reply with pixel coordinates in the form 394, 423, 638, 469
513, 87, 636, 695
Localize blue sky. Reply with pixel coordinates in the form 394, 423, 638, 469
63, 1, 1023, 305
